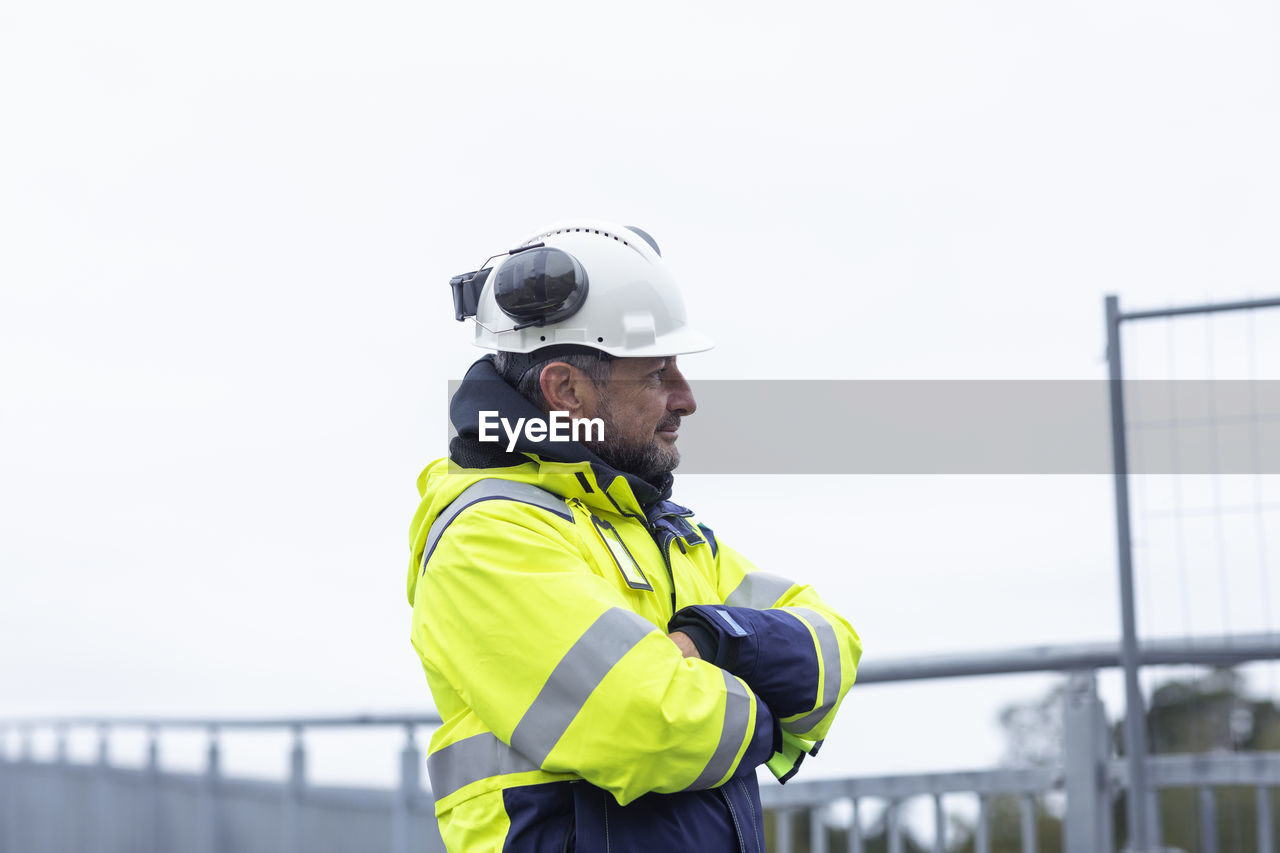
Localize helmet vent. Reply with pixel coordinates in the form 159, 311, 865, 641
529, 227, 632, 250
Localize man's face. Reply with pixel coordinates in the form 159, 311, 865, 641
589, 357, 697, 482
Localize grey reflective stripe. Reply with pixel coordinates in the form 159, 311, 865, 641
685, 669, 753, 790
782, 608, 843, 735
724, 571, 796, 609
420, 479, 573, 571
426, 732, 540, 800
510, 607, 654, 767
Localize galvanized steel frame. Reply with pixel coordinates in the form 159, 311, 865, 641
1104, 292, 1280, 852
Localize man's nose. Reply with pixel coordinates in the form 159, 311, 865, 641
667, 369, 697, 417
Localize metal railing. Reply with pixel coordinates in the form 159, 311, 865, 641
0, 714, 446, 853
1104, 291, 1280, 851
760, 631, 1280, 853
4, 633, 1280, 853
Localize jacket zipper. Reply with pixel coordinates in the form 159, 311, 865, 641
657, 534, 677, 616
561, 808, 575, 853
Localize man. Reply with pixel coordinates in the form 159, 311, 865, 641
407, 221, 861, 852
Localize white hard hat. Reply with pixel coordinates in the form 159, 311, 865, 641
453, 219, 714, 358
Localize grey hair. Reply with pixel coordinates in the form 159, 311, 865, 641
493, 351, 615, 413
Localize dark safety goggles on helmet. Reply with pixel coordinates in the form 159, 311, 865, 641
450, 243, 589, 331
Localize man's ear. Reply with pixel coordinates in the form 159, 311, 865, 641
539, 362, 598, 417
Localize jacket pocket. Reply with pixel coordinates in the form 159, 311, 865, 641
590, 515, 653, 591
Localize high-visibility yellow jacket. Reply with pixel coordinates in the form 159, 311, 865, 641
406, 357, 861, 852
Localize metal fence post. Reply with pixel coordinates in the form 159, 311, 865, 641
203, 727, 222, 853
932, 794, 945, 853
0, 728, 6, 853
94, 726, 112, 853
1019, 794, 1036, 853
0, 727, 11, 853
775, 808, 793, 853
848, 798, 863, 853
55, 727, 69, 853
887, 800, 903, 853
809, 803, 827, 853
1259, 783, 1269, 850
391, 724, 419, 853
1062, 670, 1109, 853
1198, 786, 1217, 853
14, 728, 32, 853
1099, 740, 1116, 853
146, 727, 161, 853
1105, 294, 1158, 852
16, 729, 32, 853
1258, 787, 1274, 853
976, 795, 991, 853
1146, 788, 1162, 850
15, 728, 31, 853
284, 725, 306, 853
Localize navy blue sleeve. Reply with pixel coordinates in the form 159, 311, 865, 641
737, 690, 782, 777
668, 604, 821, 720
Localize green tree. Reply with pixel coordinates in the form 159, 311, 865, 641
1114, 668, 1280, 852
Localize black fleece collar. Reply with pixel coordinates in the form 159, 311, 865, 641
448, 356, 674, 506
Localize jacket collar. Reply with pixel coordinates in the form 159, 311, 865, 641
448, 356, 674, 511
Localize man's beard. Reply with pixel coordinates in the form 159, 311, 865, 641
590, 398, 682, 483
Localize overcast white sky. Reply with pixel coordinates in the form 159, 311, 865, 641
3, 0, 1280, 800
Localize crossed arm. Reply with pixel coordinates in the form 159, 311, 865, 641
416, 503, 859, 803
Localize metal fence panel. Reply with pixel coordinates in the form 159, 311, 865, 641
7, 633, 1280, 853
155, 784, 207, 853
220, 788, 288, 853
300, 801, 393, 852
0, 762, 445, 853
